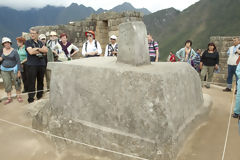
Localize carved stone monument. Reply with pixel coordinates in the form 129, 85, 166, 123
33, 21, 212, 160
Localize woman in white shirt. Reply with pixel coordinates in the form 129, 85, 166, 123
82, 30, 102, 57
104, 35, 118, 57
54, 33, 79, 61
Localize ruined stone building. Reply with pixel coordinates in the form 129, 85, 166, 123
211, 36, 238, 86
28, 11, 143, 58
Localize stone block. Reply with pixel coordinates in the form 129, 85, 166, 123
117, 21, 150, 66
44, 59, 211, 160
108, 31, 119, 37
109, 26, 118, 31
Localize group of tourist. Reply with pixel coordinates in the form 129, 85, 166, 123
149, 35, 240, 119
1, 29, 240, 119
0, 28, 118, 105
148, 36, 220, 89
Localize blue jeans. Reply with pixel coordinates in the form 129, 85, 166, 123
227, 65, 238, 89
234, 80, 240, 114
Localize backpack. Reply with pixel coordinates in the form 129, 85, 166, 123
47, 39, 60, 48
85, 40, 98, 52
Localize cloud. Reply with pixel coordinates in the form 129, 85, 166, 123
0, 0, 200, 12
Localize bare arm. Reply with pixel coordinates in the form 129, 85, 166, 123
39, 46, 48, 53
199, 62, 203, 70
26, 47, 39, 55
155, 50, 159, 62
21, 58, 27, 64
70, 44, 79, 57
96, 41, 102, 55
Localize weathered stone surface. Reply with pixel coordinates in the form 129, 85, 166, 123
117, 22, 150, 66
39, 58, 211, 160
26, 97, 50, 131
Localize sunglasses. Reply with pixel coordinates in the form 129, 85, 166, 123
41, 38, 46, 40
110, 38, 116, 40
87, 34, 92, 37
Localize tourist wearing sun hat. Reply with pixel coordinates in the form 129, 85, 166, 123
82, 30, 102, 57
47, 31, 60, 61
38, 34, 54, 91
0, 37, 23, 104
104, 35, 118, 57
52, 33, 79, 61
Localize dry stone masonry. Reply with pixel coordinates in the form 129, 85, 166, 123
32, 21, 212, 160
211, 36, 238, 86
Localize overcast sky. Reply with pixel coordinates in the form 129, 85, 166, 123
0, 0, 200, 12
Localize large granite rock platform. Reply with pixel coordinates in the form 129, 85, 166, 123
36, 58, 211, 160
32, 21, 211, 160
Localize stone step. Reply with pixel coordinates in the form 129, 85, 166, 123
213, 73, 227, 79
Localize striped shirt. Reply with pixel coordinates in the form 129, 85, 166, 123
148, 40, 159, 57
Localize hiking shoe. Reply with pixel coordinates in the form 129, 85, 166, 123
232, 113, 239, 118
17, 97, 23, 103
235, 90, 237, 95
4, 98, 12, 105
22, 90, 27, 93
223, 88, 231, 92
37, 96, 42, 100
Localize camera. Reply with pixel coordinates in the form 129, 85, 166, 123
36, 53, 43, 58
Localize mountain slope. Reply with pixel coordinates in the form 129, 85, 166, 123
56, 3, 96, 24
145, 0, 240, 60
111, 2, 151, 15
143, 8, 180, 36
0, 2, 151, 46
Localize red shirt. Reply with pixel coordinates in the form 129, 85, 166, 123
170, 54, 176, 62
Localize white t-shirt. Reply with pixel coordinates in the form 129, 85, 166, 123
53, 42, 79, 61
82, 40, 102, 57
227, 44, 240, 65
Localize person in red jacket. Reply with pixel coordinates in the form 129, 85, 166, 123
169, 51, 176, 62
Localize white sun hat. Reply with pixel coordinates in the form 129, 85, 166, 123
2, 37, 12, 45
39, 34, 46, 40
49, 31, 57, 36
110, 35, 117, 40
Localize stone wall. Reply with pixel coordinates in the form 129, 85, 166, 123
211, 36, 238, 86
28, 11, 143, 58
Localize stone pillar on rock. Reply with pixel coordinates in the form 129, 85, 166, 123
117, 21, 150, 66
